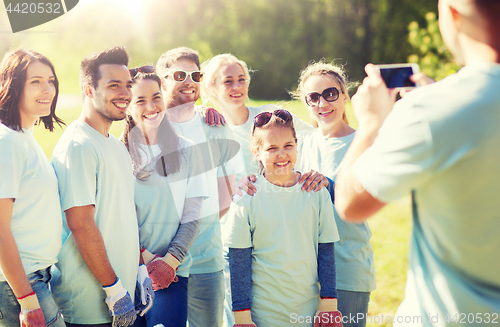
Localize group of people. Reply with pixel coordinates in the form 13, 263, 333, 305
1, 0, 500, 326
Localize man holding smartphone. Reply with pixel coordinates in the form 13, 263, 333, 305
335, 0, 500, 326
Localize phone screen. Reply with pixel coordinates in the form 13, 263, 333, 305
380, 67, 416, 88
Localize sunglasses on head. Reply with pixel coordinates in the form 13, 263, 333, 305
305, 87, 341, 106
252, 109, 293, 134
165, 70, 204, 83
129, 65, 155, 78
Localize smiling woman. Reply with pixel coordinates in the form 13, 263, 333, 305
0, 49, 65, 327
121, 71, 208, 327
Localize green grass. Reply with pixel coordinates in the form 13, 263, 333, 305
33, 98, 411, 326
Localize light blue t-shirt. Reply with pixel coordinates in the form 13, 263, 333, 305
296, 129, 376, 292
224, 175, 340, 327
0, 124, 62, 281
50, 120, 140, 324
170, 112, 244, 274
227, 105, 312, 182
354, 62, 500, 326
134, 138, 209, 277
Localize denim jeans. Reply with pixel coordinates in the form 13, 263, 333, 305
187, 271, 224, 327
222, 253, 234, 327
134, 276, 188, 327
337, 290, 371, 327
0, 267, 65, 327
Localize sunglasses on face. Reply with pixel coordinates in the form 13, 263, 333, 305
252, 109, 293, 134
305, 87, 341, 106
165, 70, 204, 83
129, 65, 155, 78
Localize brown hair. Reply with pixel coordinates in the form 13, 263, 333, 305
156, 47, 200, 79
250, 112, 297, 173
291, 60, 354, 125
80, 46, 129, 90
121, 72, 182, 180
0, 48, 63, 131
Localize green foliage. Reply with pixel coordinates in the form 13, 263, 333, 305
3, 0, 443, 98
408, 12, 461, 81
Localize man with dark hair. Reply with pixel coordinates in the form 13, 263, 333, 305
156, 47, 243, 327
336, 0, 500, 326
51, 47, 150, 326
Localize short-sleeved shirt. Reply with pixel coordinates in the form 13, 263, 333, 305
224, 175, 340, 326
227, 105, 312, 182
354, 62, 500, 325
170, 112, 244, 274
134, 137, 209, 277
296, 129, 376, 292
50, 120, 139, 324
0, 124, 62, 281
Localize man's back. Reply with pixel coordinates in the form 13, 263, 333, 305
356, 62, 500, 324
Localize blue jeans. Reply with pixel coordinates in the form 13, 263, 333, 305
134, 276, 188, 327
0, 267, 65, 327
337, 290, 371, 327
222, 253, 234, 327
187, 271, 224, 327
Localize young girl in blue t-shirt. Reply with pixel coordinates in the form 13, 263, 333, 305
224, 109, 343, 327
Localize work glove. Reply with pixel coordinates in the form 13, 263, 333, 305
146, 253, 179, 291
103, 278, 137, 327
313, 310, 343, 327
18, 292, 46, 327
141, 248, 160, 266
233, 309, 257, 327
135, 264, 154, 316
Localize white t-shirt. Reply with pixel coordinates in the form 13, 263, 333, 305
170, 112, 245, 274
50, 120, 139, 324
296, 129, 376, 292
0, 124, 62, 281
134, 137, 209, 277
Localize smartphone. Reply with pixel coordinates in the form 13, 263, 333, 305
377, 63, 420, 89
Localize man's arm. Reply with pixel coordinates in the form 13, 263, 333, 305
218, 174, 236, 218
335, 64, 398, 222
65, 204, 117, 286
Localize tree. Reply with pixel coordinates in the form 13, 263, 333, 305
407, 12, 461, 81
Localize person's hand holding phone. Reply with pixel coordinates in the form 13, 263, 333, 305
351, 64, 399, 132
399, 73, 435, 97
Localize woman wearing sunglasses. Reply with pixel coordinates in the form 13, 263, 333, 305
0, 49, 65, 326
291, 61, 376, 327
121, 68, 208, 327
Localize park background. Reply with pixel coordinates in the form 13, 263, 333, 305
1, 0, 461, 326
